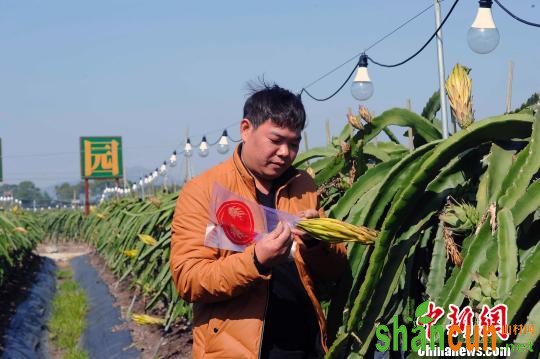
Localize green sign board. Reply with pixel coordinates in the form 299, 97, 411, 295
0, 138, 2, 182
80, 136, 123, 179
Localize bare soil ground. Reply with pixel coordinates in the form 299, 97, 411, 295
38, 242, 193, 358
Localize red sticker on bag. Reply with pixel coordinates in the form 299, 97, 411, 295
216, 200, 255, 245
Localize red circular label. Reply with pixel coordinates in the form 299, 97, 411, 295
216, 200, 255, 245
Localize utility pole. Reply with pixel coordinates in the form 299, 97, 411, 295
123, 162, 128, 191
84, 179, 90, 215
325, 120, 331, 145
183, 128, 192, 183
407, 99, 414, 151
434, 0, 451, 138
505, 61, 514, 114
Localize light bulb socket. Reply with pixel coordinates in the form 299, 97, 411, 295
358, 54, 368, 68
479, 0, 493, 8
221, 129, 228, 137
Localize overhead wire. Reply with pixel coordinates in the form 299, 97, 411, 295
368, 0, 460, 67
493, 0, 540, 27
299, 1, 438, 97
299, 0, 457, 101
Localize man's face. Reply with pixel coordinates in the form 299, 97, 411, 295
240, 119, 301, 181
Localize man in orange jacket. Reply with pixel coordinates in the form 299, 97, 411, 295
170, 84, 347, 358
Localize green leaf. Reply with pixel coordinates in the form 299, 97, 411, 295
415, 300, 430, 318
512, 179, 540, 226
349, 113, 534, 348
496, 208, 518, 299
363, 108, 442, 144
421, 91, 441, 122
426, 223, 446, 300
511, 301, 540, 359
503, 241, 540, 324
363, 141, 439, 229
499, 114, 540, 210
382, 127, 401, 144
418, 317, 434, 325
315, 155, 346, 186
293, 146, 338, 167
475, 143, 515, 212
329, 159, 398, 220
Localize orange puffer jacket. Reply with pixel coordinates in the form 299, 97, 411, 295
170, 146, 347, 358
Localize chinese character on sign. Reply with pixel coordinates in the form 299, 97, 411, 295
416, 301, 445, 341
80, 137, 123, 179
479, 304, 509, 340
446, 304, 474, 337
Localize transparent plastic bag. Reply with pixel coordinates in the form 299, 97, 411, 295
205, 183, 299, 252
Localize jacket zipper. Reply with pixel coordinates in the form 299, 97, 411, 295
278, 177, 328, 353
257, 174, 302, 358
257, 280, 270, 359
256, 181, 291, 358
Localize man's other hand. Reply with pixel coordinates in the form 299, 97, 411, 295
292, 209, 320, 247
254, 221, 293, 269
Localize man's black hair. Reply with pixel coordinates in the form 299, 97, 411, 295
243, 83, 306, 131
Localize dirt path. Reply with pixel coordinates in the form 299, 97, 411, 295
37, 243, 92, 262
36, 242, 192, 359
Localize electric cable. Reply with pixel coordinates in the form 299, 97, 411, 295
298, 0, 458, 101
493, 0, 540, 27
368, 0, 460, 67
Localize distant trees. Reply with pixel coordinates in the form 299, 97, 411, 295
0, 179, 127, 209
0, 181, 52, 207
55, 180, 120, 203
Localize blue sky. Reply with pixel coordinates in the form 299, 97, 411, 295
1, 0, 538, 188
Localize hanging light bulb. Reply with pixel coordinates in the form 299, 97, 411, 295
153, 168, 159, 179
139, 177, 143, 186
159, 161, 167, 176
184, 138, 193, 157
351, 54, 374, 101
132, 183, 137, 191
217, 130, 230, 154
468, 0, 499, 54
169, 150, 177, 167
198, 136, 209, 157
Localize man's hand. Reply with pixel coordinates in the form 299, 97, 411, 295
254, 221, 293, 269
292, 209, 319, 246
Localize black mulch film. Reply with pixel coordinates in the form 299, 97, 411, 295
70, 255, 139, 359
1, 254, 140, 359
2, 257, 56, 359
